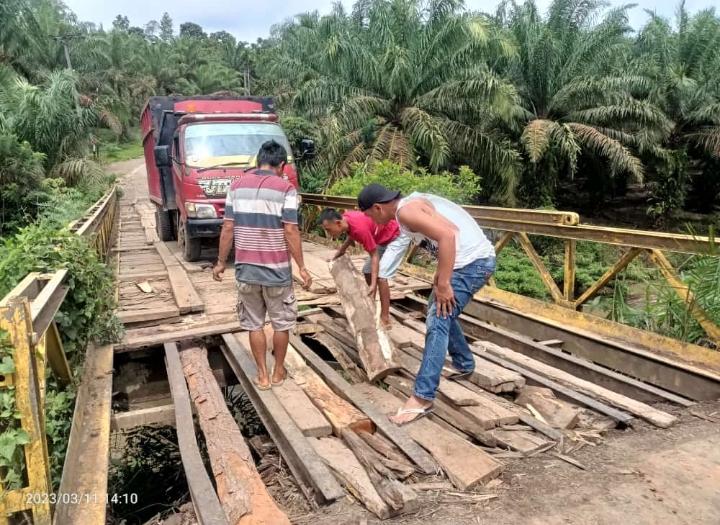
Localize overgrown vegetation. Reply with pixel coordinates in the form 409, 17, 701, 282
328, 161, 481, 204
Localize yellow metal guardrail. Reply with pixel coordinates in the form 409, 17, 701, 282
300, 193, 720, 346
0, 187, 117, 524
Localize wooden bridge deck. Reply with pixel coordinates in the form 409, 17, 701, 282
58, 161, 720, 524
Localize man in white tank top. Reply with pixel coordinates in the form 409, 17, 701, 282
358, 184, 496, 425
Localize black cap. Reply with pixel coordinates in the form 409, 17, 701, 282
357, 184, 401, 211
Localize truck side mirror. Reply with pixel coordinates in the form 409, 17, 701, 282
154, 145, 171, 167
299, 139, 316, 159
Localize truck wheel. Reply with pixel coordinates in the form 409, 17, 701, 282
155, 209, 175, 241
178, 219, 202, 261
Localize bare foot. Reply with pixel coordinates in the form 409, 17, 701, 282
389, 395, 432, 425
380, 316, 392, 329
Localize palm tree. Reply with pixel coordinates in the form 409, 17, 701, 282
498, 0, 671, 206
634, 3, 720, 212
269, 0, 522, 202
0, 69, 103, 184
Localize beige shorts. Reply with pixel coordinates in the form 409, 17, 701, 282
236, 283, 297, 332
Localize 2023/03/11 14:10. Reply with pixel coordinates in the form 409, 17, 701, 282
25, 492, 139, 505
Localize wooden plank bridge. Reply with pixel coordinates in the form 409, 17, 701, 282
2, 161, 720, 524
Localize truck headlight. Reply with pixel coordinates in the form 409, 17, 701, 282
185, 203, 217, 219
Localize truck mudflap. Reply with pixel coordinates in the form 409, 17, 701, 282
186, 218, 224, 238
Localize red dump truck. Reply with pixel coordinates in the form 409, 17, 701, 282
141, 95, 312, 260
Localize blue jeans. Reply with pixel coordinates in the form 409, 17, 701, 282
414, 257, 496, 401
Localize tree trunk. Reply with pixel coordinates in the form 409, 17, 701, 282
179, 344, 290, 525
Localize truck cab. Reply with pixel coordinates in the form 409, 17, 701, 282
142, 96, 310, 261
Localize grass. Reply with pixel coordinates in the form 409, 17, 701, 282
98, 127, 143, 164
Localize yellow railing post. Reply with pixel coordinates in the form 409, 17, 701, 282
0, 299, 52, 524
564, 239, 576, 302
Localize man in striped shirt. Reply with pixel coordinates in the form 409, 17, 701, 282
213, 140, 311, 390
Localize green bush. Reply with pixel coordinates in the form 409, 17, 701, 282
0, 132, 46, 235
0, 222, 122, 488
328, 160, 481, 204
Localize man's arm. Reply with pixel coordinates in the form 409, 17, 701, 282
397, 201, 457, 317
368, 248, 380, 296
284, 222, 312, 290
212, 220, 234, 281
333, 238, 354, 260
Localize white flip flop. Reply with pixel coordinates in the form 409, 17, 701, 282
391, 406, 433, 426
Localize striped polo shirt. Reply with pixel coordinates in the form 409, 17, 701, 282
224, 169, 298, 286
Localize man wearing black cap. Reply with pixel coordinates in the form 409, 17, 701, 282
358, 184, 496, 425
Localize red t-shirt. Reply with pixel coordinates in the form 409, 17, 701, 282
343, 210, 400, 252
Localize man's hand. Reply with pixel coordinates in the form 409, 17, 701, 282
434, 281, 456, 318
332, 249, 345, 260
368, 282, 377, 299
299, 268, 313, 290
212, 261, 226, 282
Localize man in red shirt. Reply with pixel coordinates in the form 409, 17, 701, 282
319, 208, 403, 327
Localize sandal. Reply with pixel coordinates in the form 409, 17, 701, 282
253, 377, 272, 391
390, 406, 433, 426
271, 366, 287, 386
446, 370, 474, 381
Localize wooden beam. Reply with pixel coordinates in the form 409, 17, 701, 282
155, 241, 204, 314
574, 248, 642, 307
179, 344, 290, 524
329, 255, 401, 381
55, 345, 113, 525
111, 404, 176, 430
473, 348, 634, 425
221, 334, 345, 505
289, 335, 438, 475
115, 318, 240, 352
163, 343, 229, 525
478, 341, 677, 428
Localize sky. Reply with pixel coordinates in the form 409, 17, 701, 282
63, 0, 714, 42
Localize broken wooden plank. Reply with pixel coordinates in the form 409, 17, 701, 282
341, 429, 418, 514
290, 335, 438, 475
354, 383, 503, 490
515, 386, 581, 429
155, 241, 205, 313
385, 375, 497, 447
478, 342, 677, 428
399, 318, 525, 393
329, 255, 401, 381
111, 404, 175, 430
273, 379, 334, 438
474, 349, 634, 425
163, 343, 229, 525
310, 437, 391, 519
179, 344, 289, 525
221, 334, 345, 505
311, 331, 366, 384
492, 429, 552, 455
394, 348, 480, 406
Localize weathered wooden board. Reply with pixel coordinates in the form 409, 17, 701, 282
353, 383, 503, 489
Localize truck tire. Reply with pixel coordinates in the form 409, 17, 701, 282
156, 209, 175, 242
178, 219, 202, 262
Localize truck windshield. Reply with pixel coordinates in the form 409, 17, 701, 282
184, 122, 293, 168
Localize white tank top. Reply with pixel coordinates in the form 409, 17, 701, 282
396, 192, 495, 268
